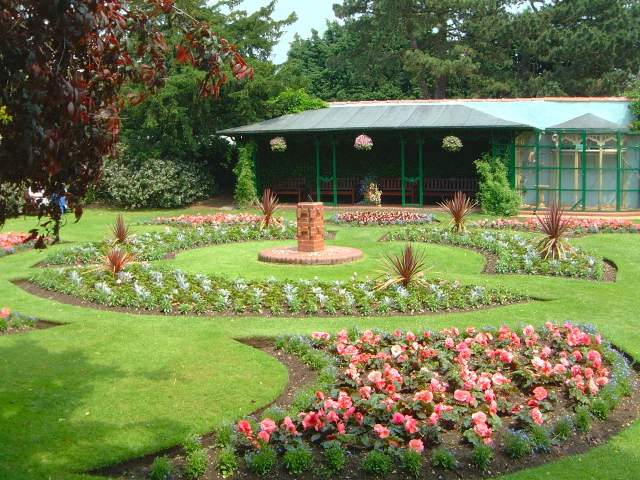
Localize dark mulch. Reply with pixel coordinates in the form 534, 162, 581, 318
90, 339, 640, 480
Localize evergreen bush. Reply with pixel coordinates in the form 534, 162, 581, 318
234, 143, 258, 207
475, 153, 521, 216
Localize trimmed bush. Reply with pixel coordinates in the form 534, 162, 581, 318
475, 153, 521, 216
361, 450, 393, 476
149, 456, 174, 480
575, 406, 592, 433
324, 442, 346, 472
101, 149, 214, 209
245, 445, 277, 475
431, 447, 456, 470
503, 430, 532, 459
471, 443, 494, 471
552, 417, 574, 442
282, 445, 314, 474
217, 448, 238, 479
184, 447, 208, 479
529, 424, 552, 453
400, 448, 423, 477
234, 143, 257, 207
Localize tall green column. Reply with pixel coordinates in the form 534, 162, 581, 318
581, 130, 587, 211
315, 138, 321, 201
616, 131, 622, 211
331, 138, 337, 206
418, 138, 424, 207
534, 130, 540, 207
400, 137, 406, 206
252, 141, 261, 196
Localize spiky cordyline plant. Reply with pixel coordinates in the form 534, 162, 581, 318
438, 191, 477, 234
376, 244, 427, 290
255, 188, 281, 228
103, 248, 134, 275
536, 203, 571, 260
111, 214, 130, 244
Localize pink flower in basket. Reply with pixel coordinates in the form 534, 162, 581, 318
354, 134, 373, 151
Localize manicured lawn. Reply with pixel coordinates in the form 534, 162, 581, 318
1, 207, 640, 479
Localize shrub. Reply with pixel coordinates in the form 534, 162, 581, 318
149, 456, 174, 480
184, 447, 208, 479
323, 442, 346, 472
183, 434, 202, 455
471, 443, 494, 471
537, 203, 571, 260
267, 88, 327, 117
503, 430, 532, 459
378, 243, 426, 289
528, 424, 552, 453
400, 448, 423, 478
282, 445, 314, 474
103, 248, 134, 275
234, 143, 257, 207
101, 150, 214, 209
438, 191, 476, 233
590, 398, 610, 420
0, 317, 6, 331
574, 406, 592, 433
552, 417, 574, 442
431, 447, 456, 470
245, 445, 277, 475
255, 188, 281, 228
217, 448, 238, 479
111, 214, 130, 244
0, 182, 26, 218
474, 154, 521, 216
361, 450, 393, 476
215, 423, 234, 449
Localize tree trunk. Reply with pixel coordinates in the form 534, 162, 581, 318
435, 75, 448, 99
411, 37, 431, 98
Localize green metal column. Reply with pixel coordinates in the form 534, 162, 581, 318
581, 130, 587, 211
616, 131, 622, 211
418, 138, 424, 207
535, 130, 540, 207
331, 138, 337, 206
315, 138, 321, 202
400, 137, 406, 207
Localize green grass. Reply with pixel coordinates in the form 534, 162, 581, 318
1, 207, 640, 479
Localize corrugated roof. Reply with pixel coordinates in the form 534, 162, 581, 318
218, 98, 633, 135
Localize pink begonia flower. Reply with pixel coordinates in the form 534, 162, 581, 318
337, 422, 346, 434
454, 389, 473, 404
491, 372, 510, 385
391, 345, 403, 357
338, 391, 353, 409
311, 331, 331, 341
301, 411, 324, 431
532, 386, 548, 401
282, 416, 298, 435
588, 350, 602, 368
360, 386, 372, 399
257, 430, 270, 443
238, 420, 253, 437
327, 410, 340, 423
523, 325, 535, 336
414, 390, 433, 403
531, 407, 544, 425
408, 439, 424, 453
472, 411, 487, 425
260, 418, 277, 434
405, 416, 418, 434
392, 412, 405, 425
473, 422, 493, 443
406, 331, 416, 342
0, 307, 10, 318
445, 337, 455, 349
374, 424, 390, 439
499, 350, 514, 363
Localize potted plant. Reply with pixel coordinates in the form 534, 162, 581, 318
354, 134, 373, 151
442, 135, 463, 153
270, 136, 287, 152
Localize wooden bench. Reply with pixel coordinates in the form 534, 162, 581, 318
379, 177, 417, 204
269, 177, 306, 202
425, 177, 478, 199
319, 177, 357, 203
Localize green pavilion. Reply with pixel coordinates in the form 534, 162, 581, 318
219, 97, 639, 211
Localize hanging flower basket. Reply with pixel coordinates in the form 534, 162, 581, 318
270, 136, 287, 152
442, 135, 463, 153
354, 134, 373, 151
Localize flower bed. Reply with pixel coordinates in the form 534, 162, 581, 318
29, 265, 524, 316
224, 323, 631, 478
472, 217, 640, 234
387, 226, 605, 280
44, 222, 297, 266
332, 211, 436, 226
152, 213, 264, 226
0, 232, 33, 257
0, 307, 38, 334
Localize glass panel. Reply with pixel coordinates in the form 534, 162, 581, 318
540, 132, 560, 147
560, 169, 582, 189
515, 169, 537, 189
585, 191, 617, 210
538, 189, 557, 207
586, 169, 616, 189
515, 147, 536, 168
622, 191, 640, 209
538, 169, 558, 190
622, 170, 640, 190
560, 149, 581, 169
516, 132, 536, 146
622, 149, 640, 169
560, 190, 582, 209
539, 148, 558, 168
519, 189, 536, 207
623, 134, 640, 149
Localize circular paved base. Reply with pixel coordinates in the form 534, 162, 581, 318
258, 245, 364, 265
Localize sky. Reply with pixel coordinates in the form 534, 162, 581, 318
239, 0, 337, 64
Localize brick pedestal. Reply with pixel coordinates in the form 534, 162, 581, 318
297, 202, 325, 252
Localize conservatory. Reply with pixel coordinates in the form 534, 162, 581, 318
219, 98, 639, 211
